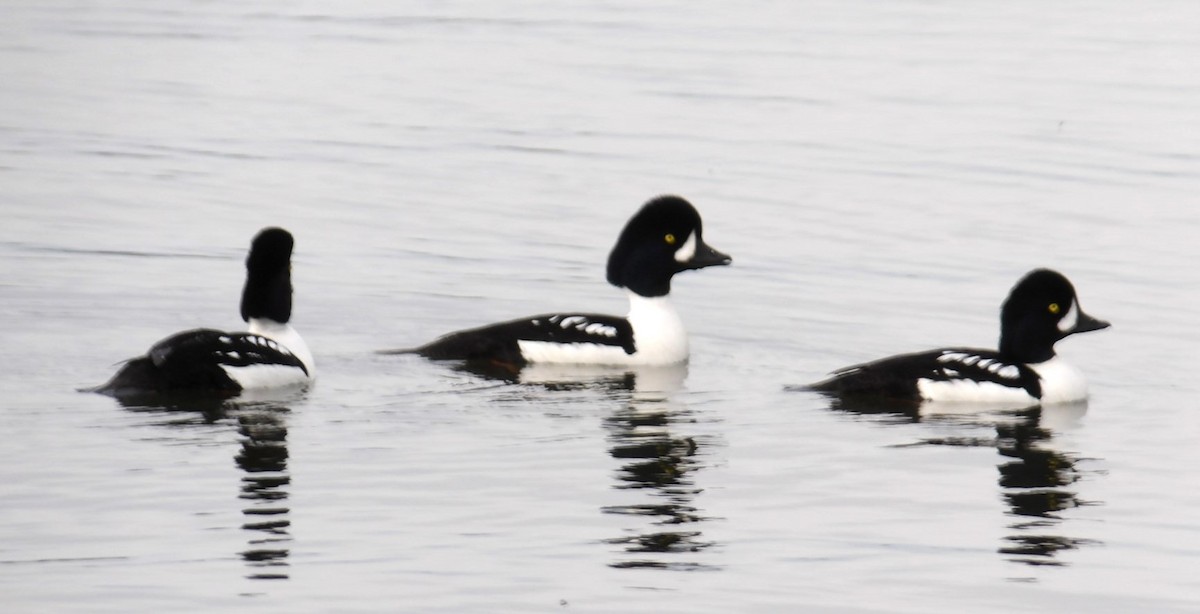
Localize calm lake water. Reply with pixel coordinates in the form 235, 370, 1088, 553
3, 1, 1199, 612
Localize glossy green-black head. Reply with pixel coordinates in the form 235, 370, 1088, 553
999, 268, 1109, 363
606, 195, 731, 297
240, 227, 294, 323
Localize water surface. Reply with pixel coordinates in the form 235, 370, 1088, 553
3, 1, 1199, 612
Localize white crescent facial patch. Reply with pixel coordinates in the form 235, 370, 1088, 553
673, 230, 697, 263
1058, 300, 1079, 332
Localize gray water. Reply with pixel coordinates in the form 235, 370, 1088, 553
3, 1, 1199, 612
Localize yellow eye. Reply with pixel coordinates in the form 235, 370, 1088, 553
1048, 303, 1060, 314
664, 234, 676, 245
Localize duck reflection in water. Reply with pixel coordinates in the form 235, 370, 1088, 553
114, 393, 297, 580
991, 403, 1100, 565
457, 361, 718, 571
826, 396, 1100, 568
600, 365, 718, 571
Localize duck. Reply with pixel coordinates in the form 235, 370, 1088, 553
91, 227, 314, 398
808, 269, 1109, 405
395, 195, 731, 368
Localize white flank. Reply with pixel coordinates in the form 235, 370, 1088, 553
1029, 356, 1088, 403
222, 362, 311, 389
922, 355, 1089, 404
1058, 300, 1079, 332
518, 292, 689, 366
673, 231, 697, 263
917, 378, 1036, 404
517, 339, 632, 364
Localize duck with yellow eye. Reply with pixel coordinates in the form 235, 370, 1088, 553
806, 268, 1110, 406
385, 195, 732, 369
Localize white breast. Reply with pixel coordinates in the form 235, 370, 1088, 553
625, 293, 689, 365
1029, 357, 1088, 403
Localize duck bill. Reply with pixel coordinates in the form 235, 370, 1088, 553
682, 240, 732, 271
1067, 310, 1111, 335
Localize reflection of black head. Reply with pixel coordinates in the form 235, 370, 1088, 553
994, 407, 1093, 563
606, 196, 731, 297
603, 381, 714, 569
241, 228, 294, 323
999, 269, 1109, 363
996, 408, 1075, 494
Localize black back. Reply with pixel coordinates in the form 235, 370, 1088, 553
810, 348, 1043, 401
241, 227, 294, 323
414, 313, 636, 367
94, 328, 308, 398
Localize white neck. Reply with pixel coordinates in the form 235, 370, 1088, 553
625, 292, 689, 365
248, 317, 316, 377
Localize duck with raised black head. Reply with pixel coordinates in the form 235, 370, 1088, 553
91, 227, 314, 399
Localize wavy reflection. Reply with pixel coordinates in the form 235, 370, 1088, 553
826, 397, 1100, 568
116, 395, 295, 580
461, 362, 720, 571
993, 404, 1099, 566
234, 409, 292, 579
597, 365, 718, 571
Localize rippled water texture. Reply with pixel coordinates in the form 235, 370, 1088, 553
2, 1, 1199, 612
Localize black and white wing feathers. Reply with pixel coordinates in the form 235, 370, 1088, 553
95, 328, 307, 397
810, 348, 1042, 401
412, 313, 635, 366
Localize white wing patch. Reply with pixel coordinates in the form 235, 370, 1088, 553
546, 315, 618, 338
239, 335, 293, 355
936, 350, 1021, 380
584, 322, 617, 337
